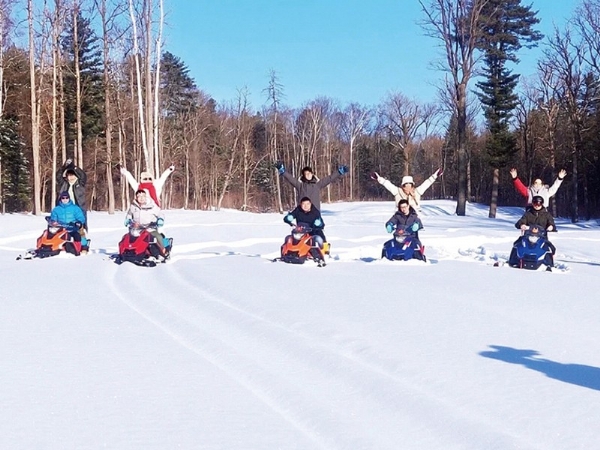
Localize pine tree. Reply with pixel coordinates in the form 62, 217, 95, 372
61, 11, 104, 152
0, 118, 31, 212
476, 0, 543, 217
160, 51, 199, 118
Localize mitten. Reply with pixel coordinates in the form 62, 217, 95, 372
124, 218, 132, 227
338, 165, 349, 175
284, 214, 295, 225
411, 222, 420, 232
74, 221, 83, 229
156, 218, 165, 227
314, 218, 323, 227
386, 223, 394, 233
435, 167, 443, 177
275, 161, 285, 175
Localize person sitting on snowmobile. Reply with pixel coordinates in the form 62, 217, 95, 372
49, 191, 89, 251
511, 195, 556, 265
125, 189, 167, 254
385, 199, 424, 244
283, 197, 326, 249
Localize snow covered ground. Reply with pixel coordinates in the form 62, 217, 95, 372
1, 200, 600, 449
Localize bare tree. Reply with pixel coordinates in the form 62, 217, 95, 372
340, 102, 371, 199
420, 0, 488, 215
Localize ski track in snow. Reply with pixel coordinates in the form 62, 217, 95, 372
104, 260, 532, 449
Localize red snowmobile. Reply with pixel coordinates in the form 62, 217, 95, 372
113, 222, 173, 267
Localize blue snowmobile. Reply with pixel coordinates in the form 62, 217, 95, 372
381, 226, 426, 262
508, 227, 555, 271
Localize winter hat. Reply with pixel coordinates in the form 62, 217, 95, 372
59, 191, 70, 199
401, 175, 415, 186
532, 195, 544, 205
140, 171, 153, 181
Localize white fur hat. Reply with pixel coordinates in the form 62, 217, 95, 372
401, 175, 414, 186
140, 171, 153, 181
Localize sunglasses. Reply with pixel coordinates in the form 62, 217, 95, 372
533, 201, 543, 206
142, 177, 153, 181
60, 196, 70, 200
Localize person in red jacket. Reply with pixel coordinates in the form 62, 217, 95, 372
510, 167, 566, 208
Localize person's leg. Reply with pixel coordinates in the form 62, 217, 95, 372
150, 230, 166, 253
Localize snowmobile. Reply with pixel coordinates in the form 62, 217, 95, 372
112, 222, 173, 267
508, 227, 555, 271
277, 224, 326, 267
381, 227, 426, 262
17, 217, 88, 260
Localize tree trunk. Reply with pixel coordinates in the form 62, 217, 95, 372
488, 168, 499, 218
28, 0, 42, 214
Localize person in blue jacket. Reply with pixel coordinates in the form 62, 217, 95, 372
283, 197, 327, 249
49, 191, 89, 252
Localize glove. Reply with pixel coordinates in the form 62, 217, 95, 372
369, 171, 378, 181
314, 218, 323, 227
435, 167, 443, 177
411, 222, 420, 232
156, 218, 165, 227
65, 158, 72, 166
274, 161, 285, 175
74, 221, 83, 229
124, 218, 132, 227
338, 165, 349, 175
168, 164, 175, 172
386, 223, 394, 233
284, 214, 295, 225
120, 166, 126, 175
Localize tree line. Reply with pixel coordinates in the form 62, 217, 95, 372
0, 0, 599, 219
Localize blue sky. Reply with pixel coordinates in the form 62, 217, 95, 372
164, 0, 575, 110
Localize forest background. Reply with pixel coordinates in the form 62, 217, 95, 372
0, 0, 599, 220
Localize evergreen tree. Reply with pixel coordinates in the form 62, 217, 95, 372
0, 118, 30, 212
160, 51, 199, 118
476, 0, 543, 216
61, 11, 104, 150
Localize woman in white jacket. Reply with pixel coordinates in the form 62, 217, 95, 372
372, 169, 442, 212
125, 190, 166, 253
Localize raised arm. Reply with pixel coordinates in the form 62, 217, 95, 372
548, 169, 566, 197
281, 171, 302, 190
415, 169, 441, 196
155, 165, 175, 197
120, 166, 139, 192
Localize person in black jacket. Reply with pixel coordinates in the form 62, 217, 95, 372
283, 197, 326, 249
509, 195, 556, 268
57, 158, 88, 231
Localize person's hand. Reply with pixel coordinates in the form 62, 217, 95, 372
74, 221, 83, 229
338, 165, 349, 175
119, 166, 126, 175
284, 214, 295, 225
156, 218, 165, 227
547, 225, 554, 232
124, 218, 132, 227
168, 164, 175, 172
411, 222, 420, 232
386, 223, 394, 233
65, 158, 72, 166
558, 169, 566, 180
314, 218, 323, 227
510, 168, 517, 179
434, 168, 443, 177
520, 224, 529, 231
274, 161, 285, 175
